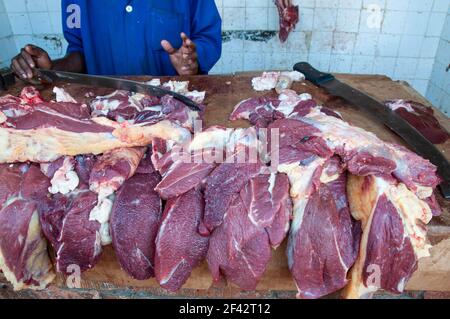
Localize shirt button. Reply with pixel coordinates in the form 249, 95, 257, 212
125, 5, 133, 13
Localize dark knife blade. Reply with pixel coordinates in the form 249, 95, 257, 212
294, 62, 450, 199
36, 69, 202, 112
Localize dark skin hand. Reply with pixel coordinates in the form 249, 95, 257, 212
11, 44, 86, 79
161, 32, 199, 75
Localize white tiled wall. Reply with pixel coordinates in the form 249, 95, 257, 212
0, 0, 448, 114
427, 8, 450, 114
0, 0, 17, 68
213, 0, 449, 102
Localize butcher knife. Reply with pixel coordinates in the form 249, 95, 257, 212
294, 62, 450, 199
9, 68, 201, 111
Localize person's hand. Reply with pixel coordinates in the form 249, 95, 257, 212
11, 45, 52, 80
161, 33, 199, 75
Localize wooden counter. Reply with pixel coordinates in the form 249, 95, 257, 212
1, 72, 449, 299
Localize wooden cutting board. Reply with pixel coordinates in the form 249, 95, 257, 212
1, 73, 449, 298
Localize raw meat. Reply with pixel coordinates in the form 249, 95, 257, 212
385, 100, 449, 144
110, 171, 162, 280
0, 118, 190, 163
207, 173, 292, 290
39, 189, 102, 274
232, 92, 441, 298
0, 164, 55, 290
344, 174, 434, 298
251, 71, 305, 91
155, 187, 208, 292
274, 0, 299, 42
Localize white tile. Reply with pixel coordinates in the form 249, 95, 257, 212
223, 7, 245, 30
245, 0, 268, 8
223, 0, 243, 7
351, 55, 374, 74
3, 0, 27, 13
298, 0, 315, 7
398, 35, 423, 57
13, 34, 33, 51
267, 6, 279, 30
222, 38, 244, 52
412, 79, 429, 96
307, 53, 331, 72
46, 0, 61, 11
435, 38, 450, 64
339, 0, 363, 9
315, 0, 339, 8
403, 11, 430, 36
415, 58, 436, 79
426, 12, 446, 36
329, 54, 353, 73
442, 13, 450, 41
245, 7, 268, 29
373, 56, 396, 77
420, 37, 440, 58
26, 0, 48, 12
385, 0, 409, 11
359, 8, 384, 33
313, 8, 337, 31
426, 83, 443, 107
49, 10, 62, 34
430, 61, 447, 89
432, 0, 450, 12
299, 8, 314, 31
394, 57, 418, 79
29, 12, 53, 34
286, 31, 309, 53
309, 31, 333, 54
382, 10, 407, 34
332, 32, 356, 54
243, 52, 265, 71
336, 9, 361, 33
409, 0, 434, 12
362, 0, 386, 10
221, 52, 244, 73
0, 13, 12, 38
377, 33, 401, 56
0, 37, 17, 68
7, 13, 31, 35
353, 33, 379, 55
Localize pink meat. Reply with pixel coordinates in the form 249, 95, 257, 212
155, 187, 208, 292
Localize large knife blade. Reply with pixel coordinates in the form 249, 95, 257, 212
35, 69, 202, 112
294, 62, 450, 199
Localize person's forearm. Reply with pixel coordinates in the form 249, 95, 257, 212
51, 51, 86, 73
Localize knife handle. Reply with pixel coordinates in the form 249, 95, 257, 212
294, 62, 335, 86
0, 68, 15, 91
439, 181, 450, 200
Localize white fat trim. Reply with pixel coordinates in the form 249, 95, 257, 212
48, 158, 80, 195
53, 87, 77, 103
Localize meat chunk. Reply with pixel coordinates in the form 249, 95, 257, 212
0, 164, 55, 290
207, 173, 292, 290
274, 0, 299, 42
110, 172, 162, 280
344, 175, 434, 298
155, 187, 208, 291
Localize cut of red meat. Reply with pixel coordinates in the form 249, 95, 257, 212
89, 147, 146, 194
201, 162, 263, 235
155, 187, 208, 292
0, 164, 55, 290
274, 0, 299, 42
110, 171, 162, 280
207, 173, 292, 290
344, 175, 434, 298
385, 100, 449, 144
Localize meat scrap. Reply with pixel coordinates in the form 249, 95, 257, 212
231, 92, 440, 298
274, 0, 299, 42
110, 169, 162, 280
0, 164, 55, 290
385, 100, 449, 144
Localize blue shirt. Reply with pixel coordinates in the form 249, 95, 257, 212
61, 0, 222, 76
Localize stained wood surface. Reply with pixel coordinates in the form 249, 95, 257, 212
1, 73, 449, 297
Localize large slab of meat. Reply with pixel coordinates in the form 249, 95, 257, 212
274, 0, 299, 42
0, 83, 443, 300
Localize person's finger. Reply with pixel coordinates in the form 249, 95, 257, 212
24, 44, 45, 58
161, 40, 176, 55
12, 59, 27, 79
17, 56, 33, 79
21, 49, 35, 68
185, 38, 196, 50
